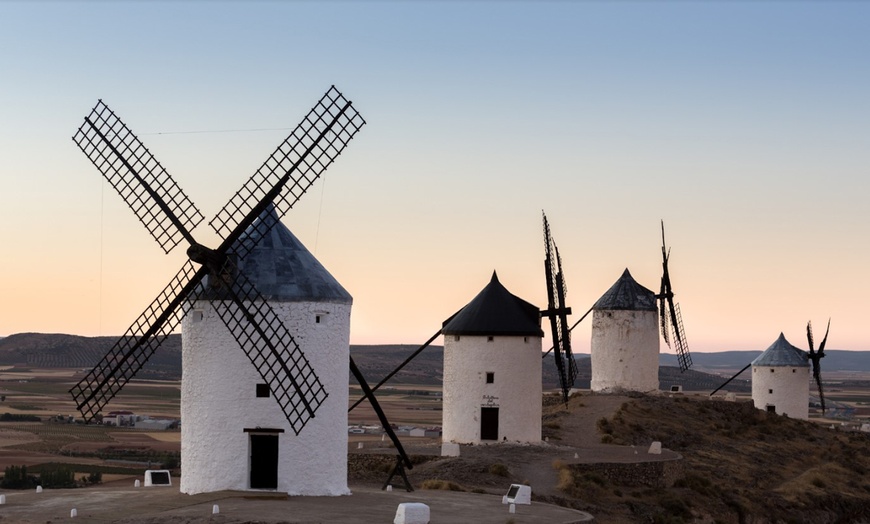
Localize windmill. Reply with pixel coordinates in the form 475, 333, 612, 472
657, 221, 692, 372
541, 212, 577, 403
807, 319, 831, 413
69, 87, 413, 492
709, 322, 829, 419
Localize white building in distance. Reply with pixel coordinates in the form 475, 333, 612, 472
751, 333, 810, 420
180, 208, 351, 495
441, 271, 544, 444
590, 269, 660, 393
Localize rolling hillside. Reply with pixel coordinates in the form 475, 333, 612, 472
3, 333, 868, 394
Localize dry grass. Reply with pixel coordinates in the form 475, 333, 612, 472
420, 479, 466, 491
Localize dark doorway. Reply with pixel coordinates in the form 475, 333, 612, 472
766, 405, 776, 413
250, 434, 279, 489
480, 407, 499, 441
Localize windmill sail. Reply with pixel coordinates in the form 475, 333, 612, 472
69, 88, 364, 433
807, 319, 830, 413
69, 262, 205, 420
72, 101, 204, 253
658, 221, 692, 371
542, 212, 575, 403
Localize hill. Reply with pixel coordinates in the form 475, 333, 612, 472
0, 333, 181, 379
11, 333, 870, 394
549, 394, 870, 523
660, 349, 870, 372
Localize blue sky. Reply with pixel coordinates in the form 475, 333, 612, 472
1, 2, 869, 353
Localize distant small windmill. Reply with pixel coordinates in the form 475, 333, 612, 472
69, 87, 413, 492
710, 320, 830, 417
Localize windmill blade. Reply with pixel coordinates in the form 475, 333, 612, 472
349, 356, 413, 470
659, 220, 691, 371
807, 321, 815, 353
814, 373, 826, 413
349, 328, 444, 412
542, 212, 571, 402
818, 318, 831, 355
709, 362, 752, 396
69, 261, 207, 421
207, 259, 328, 435
72, 100, 204, 253
211, 86, 366, 259
659, 296, 671, 348
670, 302, 692, 371
554, 244, 578, 383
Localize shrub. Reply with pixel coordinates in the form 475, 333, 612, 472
489, 463, 510, 477
420, 479, 464, 491
1, 465, 38, 489
0, 413, 40, 422
39, 464, 76, 488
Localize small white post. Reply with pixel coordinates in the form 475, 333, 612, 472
70, 508, 78, 518
574, 453, 579, 459
357, 442, 364, 449
386, 484, 393, 492
36, 486, 43, 493
212, 504, 220, 515
509, 503, 516, 514
134, 479, 141, 487
0, 494, 6, 504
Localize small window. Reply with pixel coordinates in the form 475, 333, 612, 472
792, 369, 796, 373
192, 310, 203, 323
768, 389, 773, 394
523, 337, 528, 343
486, 372, 494, 384
770, 369, 775, 373
487, 336, 494, 342
256, 383, 270, 398
315, 315, 322, 324
766, 405, 776, 413
454, 335, 460, 341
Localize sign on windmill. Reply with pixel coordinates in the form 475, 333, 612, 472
69, 87, 367, 495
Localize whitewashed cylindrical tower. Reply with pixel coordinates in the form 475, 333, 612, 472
180, 209, 351, 495
441, 271, 544, 445
590, 269, 659, 393
751, 333, 810, 420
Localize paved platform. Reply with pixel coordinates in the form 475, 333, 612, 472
0, 483, 593, 523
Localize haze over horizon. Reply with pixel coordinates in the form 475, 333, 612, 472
2, 3, 868, 355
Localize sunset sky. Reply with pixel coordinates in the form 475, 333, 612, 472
1, 2, 868, 356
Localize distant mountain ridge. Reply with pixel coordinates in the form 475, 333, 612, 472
659, 350, 870, 372
2, 334, 869, 392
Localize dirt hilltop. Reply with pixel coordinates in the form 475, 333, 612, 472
347, 392, 870, 524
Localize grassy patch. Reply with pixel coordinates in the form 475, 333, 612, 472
420, 479, 465, 491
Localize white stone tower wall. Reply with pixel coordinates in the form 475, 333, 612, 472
180, 301, 351, 495
442, 335, 542, 444
590, 309, 659, 393
751, 365, 810, 420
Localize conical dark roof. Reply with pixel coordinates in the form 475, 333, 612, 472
442, 271, 543, 337
228, 207, 352, 304
593, 268, 657, 311
752, 333, 809, 367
